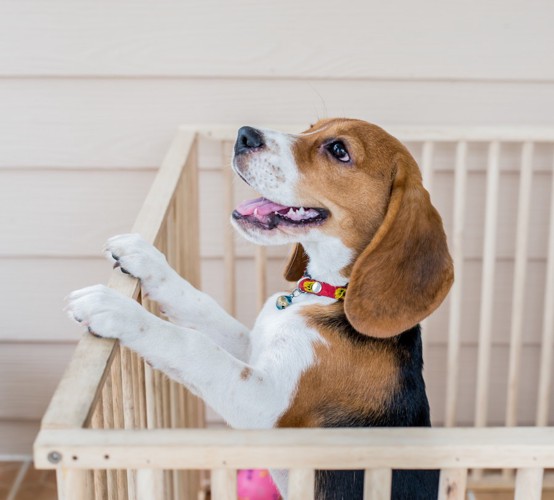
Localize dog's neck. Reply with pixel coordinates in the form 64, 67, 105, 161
302, 237, 352, 287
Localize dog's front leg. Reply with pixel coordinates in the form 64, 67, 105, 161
104, 234, 250, 361
66, 285, 284, 429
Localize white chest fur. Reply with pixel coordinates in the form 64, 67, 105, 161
245, 293, 329, 421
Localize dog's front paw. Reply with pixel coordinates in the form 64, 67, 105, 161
66, 284, 151, 340
104, 234, 170, 292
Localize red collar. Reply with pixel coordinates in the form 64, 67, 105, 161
297, 276, 347, 300
276, 273, 348, 310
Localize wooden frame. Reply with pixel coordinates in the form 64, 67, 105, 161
34, 125, 554, 499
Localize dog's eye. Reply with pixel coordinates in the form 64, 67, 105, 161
327, 141, 351, 163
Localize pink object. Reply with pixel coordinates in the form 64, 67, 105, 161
237, 469, 281, 500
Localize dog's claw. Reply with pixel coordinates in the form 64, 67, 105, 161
87, 326, 102, 338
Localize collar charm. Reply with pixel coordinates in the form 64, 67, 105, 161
275, 273, 347, 310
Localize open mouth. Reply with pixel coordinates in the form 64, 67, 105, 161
232, 197, 328, 230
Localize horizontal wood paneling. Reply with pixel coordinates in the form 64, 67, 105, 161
0, 342, 77, 420
0, 1, 552, 81
1, 79, 554, 168
0, 169, 155, 256
0, 258, 111, 342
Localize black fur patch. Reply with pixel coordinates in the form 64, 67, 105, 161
311, 314, 439, 499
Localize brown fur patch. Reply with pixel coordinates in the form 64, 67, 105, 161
284, 119, 453, 337
277, 303, 400, 427
240, 367, 252, 380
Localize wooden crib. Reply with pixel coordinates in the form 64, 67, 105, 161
33, 125, 554, 499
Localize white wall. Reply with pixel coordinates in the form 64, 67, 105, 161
1, 0, 553, 453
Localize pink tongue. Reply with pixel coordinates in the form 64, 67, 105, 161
235, 197, 289, 216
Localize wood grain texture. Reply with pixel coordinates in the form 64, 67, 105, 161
0, 0, 552, 81
1, 79, 554, 168
33, 427, 554, 470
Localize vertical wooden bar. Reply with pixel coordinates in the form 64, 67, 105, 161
419, 141, 435, 357
137, 469, 164, 500
536, 152, 554, 426
91, 397, 108, 500
445, 141, 467, 427
223, 141, 237, 316
363, 468, 392, 500
474, 141, 501, 429
121, 346, 137, 498
505, 142, 534, 430
57, 469, 94, 500
421, 140, 435, 195
136, 353, 147, 429
515, 468, 543, 500
438, 469, 467, 500
211, 469, 237, 500
144, 363, 157, 430
255, 246, 267, 311
102, 368, 117, 498
177, 137, 200, 287
111, 346, 128, 498
288, 469, 315, 500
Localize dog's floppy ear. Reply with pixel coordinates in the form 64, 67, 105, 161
283, 243, 309, 281
344, 152, 454, 338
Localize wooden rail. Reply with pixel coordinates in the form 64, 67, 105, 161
34, 125, 554, 499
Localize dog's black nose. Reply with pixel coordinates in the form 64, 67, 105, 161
235, 126, 264, 155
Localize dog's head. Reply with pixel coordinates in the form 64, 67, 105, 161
232, 118, 453, 338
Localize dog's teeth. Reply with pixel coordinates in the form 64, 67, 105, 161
298, 207, 306, 215
287, 208, 295, 217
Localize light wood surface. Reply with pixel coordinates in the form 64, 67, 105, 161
34, 427, 554, 470
363, 468, 392, 500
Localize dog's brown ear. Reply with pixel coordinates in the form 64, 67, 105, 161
344, 152, 454, 338
283, 243, 309, 281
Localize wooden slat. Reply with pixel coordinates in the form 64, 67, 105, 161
505, 142, 534, 429
288, 469, 314, 500
474, 141, 501, 428
91, 397, 108, 500
211, 469, 236, 500
34, 427, 554, 470
536, 154, 554, 426
101, 371, 116, 498
176, 135, 200, 288
39, 129, 196, 430
223, 141, 236, 316
438, 468, 467, 500
110, 348, 128, 498
421, 141, 435, 195
255, 246, 267, 311
56, 469, 94, 500
445, 141, 467, 427
515, 468, 543, 500
136, 469, 164, 500
1, 2, 553, 81
363, 468, 392, 500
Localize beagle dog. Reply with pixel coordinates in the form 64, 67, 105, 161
67, 118, 453, 499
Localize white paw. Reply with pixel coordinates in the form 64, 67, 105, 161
65, 284, 152, 339
104, 234, 170, 293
